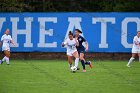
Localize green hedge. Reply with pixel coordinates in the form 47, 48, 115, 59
0, 0, 140, 12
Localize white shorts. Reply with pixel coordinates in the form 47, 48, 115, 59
67, 49, 77, 56
2, 46, 10, 51
132, 48, 140, 53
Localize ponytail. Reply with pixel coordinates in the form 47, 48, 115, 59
68, 31, 73, 36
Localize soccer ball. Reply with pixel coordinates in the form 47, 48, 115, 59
70, 66, 77, 73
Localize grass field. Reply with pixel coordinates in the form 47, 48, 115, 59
0, 60, 140, 93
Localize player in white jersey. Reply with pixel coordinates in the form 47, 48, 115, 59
127, 31, 140, 67
0, 29, 15, 65
62, 31, 79, 70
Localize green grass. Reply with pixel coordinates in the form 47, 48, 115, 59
0, 60, 140, 93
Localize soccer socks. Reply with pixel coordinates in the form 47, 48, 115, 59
0, 56, 10, 65
127, 57, 135, 66
74, 58, 79, 68
5, 57, 10, 65
85, 61, 90, 65
139, 57, 140, 62
2, 56, 6, 62
81, 60, 86, 70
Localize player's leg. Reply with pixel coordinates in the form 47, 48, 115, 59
82, 54, 92, 68
79, 53, 86, 72
138, 53, 140, 63
72, 51, 79, 68
67, 56, 73, 68
127, 53, 136, 67
67, 51, 73, 68
80, 52, 93, 69
0, 51, 5, 64
4, 50, 10, 65
84, 59, 93, 69
0, 46, 10, 65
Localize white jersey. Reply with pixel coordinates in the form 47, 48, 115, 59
132, 36, 140, 53
1, 34, 12, 51
132, 36, 140, 49
64, 38, 78, 56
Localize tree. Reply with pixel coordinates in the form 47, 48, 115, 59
0, 0, 140, 12
0, 0, 33, 12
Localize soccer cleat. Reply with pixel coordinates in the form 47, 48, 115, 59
89, 61, 93, 69
83, 69, 86, 72
126, 64, 130, 67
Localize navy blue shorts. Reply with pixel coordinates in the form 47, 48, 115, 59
77, 49, 85, 55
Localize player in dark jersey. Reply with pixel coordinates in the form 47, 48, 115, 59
74, 29, 92, 72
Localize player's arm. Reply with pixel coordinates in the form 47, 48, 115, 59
134, 41, 140, 46
9, 36, 16, 46
85, 41, 88, 52
0, 36, 3, 46
62, 39, 67, 47
134, 41, 139, 45
82, 36, 88, 51
133, 37, 140, 46
10, 40, 16, 46
10, 36, 16, 46
75, 38, 79, 47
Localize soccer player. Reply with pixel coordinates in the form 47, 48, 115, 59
127, 31, 140, 67
0, 29, 15, 65
62, 31, 79, 70
74, 29, 92, 72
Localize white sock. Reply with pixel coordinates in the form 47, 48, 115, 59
2, 56, 6, 62
127, 57, 135, 65
74, 58, 79, 68
139, 58, 140, 62
5, 57, 9, 64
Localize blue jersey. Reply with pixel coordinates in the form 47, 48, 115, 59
77, 35, 86, 52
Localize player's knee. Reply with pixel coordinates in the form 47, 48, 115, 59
80, 56, 83, 60
76, 58, 79, 61
131, 57, 135, 59
5, 54, 10, 58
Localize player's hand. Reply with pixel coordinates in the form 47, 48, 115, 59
62, 42, 65, 47
85, 47, 88, 52
13, 44, 16, 47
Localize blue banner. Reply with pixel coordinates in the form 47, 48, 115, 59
0, 12, 140, 52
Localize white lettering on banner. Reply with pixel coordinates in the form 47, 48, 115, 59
92, 17, 115, 48
0, 15, 140, 50
64, 17, 83, 40
121, 17, 140, 48
0, 18, 6, 32
38, 17, 57, 47
10, 17, 33, 47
